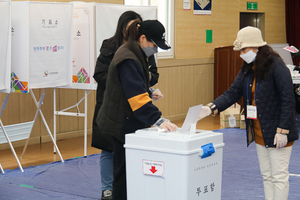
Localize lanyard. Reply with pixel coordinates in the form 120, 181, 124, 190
246, 75, 259, 105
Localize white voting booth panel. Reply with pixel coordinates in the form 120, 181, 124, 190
68, 2, 97, 90
11, 1, 73, 93
3, 1, 72, 169
125, 129, 224, 200
269, 43, 294, 66
0, 0, 11, 93
269, 43, 300, 84
96, 4, 157, 58
68, 3, 157, 90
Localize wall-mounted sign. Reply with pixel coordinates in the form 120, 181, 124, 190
247, 2, 258, 10
194, 0, 212, 15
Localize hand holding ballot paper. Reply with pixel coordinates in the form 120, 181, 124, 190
198, 106, 212, 121
179, 104, 211, 133
154, 104, 214, 133
154, 104, 213, 133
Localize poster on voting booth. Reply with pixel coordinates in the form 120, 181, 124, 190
0, 0, 11, 93
11, 2, 73, 93
29, 2, 73, 89
95, 4, 157, 58
71, 2, 97, 90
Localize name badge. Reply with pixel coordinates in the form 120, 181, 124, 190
247, 105, 257, 120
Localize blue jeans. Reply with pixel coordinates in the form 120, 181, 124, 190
100, 150, 114, 191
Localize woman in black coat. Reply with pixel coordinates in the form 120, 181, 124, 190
199, 26, 298, 200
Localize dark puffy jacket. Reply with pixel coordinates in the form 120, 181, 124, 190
212, 56, 299, 147
96, 38, 153, 143
91, 39, 159, 151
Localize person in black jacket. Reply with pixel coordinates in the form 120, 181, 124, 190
199, 26, 299, 200
96, 19, 177, 200
91, 11, 161, 200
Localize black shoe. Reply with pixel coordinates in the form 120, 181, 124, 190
101, 190, 112, 200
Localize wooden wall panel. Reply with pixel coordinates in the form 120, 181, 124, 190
153, 62, 214, 121
175, 0, 286, 59
214, 47, 231, 99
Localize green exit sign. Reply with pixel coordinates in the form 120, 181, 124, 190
247, 2, 258, 10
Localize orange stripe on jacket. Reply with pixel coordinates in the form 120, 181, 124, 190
128, 92, 152, 111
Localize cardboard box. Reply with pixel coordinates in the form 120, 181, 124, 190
240, 109, 246, 129
125, 128, 224, 200
220, 103, 241, 128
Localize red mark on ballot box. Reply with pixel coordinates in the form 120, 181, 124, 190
143, 160, 164, 177
150, 166, 158, 174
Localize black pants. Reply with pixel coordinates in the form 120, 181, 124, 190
112, 136, 126, 200
111, 115, 147, 200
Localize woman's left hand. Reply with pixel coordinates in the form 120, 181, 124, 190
152, 89, 163, 101
273, 133, 287, 149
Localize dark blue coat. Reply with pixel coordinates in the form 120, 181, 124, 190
91, 39, 159, 151
212, 57, 299, 147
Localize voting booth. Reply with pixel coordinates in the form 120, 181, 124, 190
0, 0, 11, 93
2, 1, 73, 169
125, 105, 224, 200
69, 3, 158, 90
0, 0, 13, 173
11, 1, 73, 93
69, 2, 97, 90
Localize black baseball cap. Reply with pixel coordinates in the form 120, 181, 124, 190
139, 20, 171, 50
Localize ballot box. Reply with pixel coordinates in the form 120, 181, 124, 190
125, 128, 224, 200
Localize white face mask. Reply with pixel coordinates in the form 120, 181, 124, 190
240, 49, 257, 64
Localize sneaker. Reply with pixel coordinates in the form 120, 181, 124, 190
101, 190, 112, 200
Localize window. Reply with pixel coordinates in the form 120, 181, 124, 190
124, 0, 174, 59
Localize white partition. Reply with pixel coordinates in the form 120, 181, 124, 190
69, 3, 157, 90
69, 2, 97, 90
269, 43, 294, 66
11, 1, 73, 93
0, 0, 11, 93
96, 4, 157, 58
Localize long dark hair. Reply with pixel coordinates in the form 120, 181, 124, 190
106, 11, 142, 51
242, 45, 281, 80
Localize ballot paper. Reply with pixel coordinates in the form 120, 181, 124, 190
180, 104, 202, 133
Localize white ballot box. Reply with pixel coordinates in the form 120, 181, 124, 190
125, 128, 224, 200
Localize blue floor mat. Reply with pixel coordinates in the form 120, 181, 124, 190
1, 128, 299, 200
0, 155, 101, 200
216, 128, 300, 200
